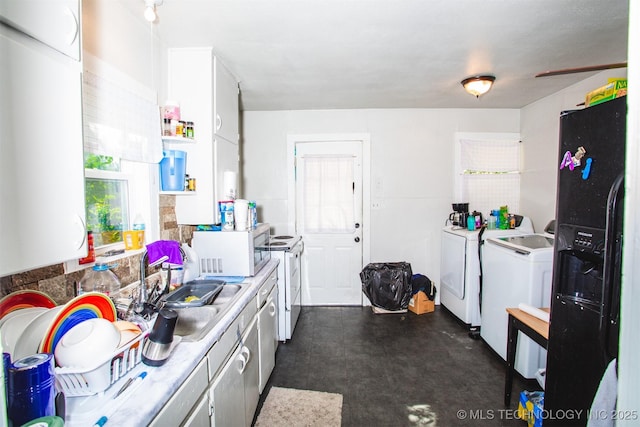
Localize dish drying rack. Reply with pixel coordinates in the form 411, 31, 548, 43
55, 328, 150, 397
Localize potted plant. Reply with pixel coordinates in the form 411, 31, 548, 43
88, 196, 123, 245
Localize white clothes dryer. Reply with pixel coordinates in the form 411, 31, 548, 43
480, 234, 554, 379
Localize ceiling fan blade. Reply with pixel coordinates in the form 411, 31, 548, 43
535, 62, 627, 78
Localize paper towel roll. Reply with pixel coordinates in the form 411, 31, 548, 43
518, 303, 550, 323
223, 171, 237, 200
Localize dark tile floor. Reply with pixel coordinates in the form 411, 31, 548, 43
254, 306, 541, 426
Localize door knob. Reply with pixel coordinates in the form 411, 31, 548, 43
354, 237, 360, 243
355, 223, 360, 228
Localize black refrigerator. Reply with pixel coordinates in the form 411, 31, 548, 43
544, 95, 626, 425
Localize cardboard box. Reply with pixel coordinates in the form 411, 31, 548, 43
408, 291, 435, 315
585, 78, 627, 107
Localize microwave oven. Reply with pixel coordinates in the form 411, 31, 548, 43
192, 223, 271, 276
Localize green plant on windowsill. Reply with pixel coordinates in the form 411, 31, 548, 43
90, 199, 123, 246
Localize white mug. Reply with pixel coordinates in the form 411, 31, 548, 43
234, 199, 249, 231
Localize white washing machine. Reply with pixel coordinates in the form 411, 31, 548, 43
480, 233, 554, 379
439, 217, 533, 332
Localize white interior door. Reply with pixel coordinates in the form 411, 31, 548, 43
295, 141, 363, 305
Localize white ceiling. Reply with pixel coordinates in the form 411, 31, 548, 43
132, 0, 629, 111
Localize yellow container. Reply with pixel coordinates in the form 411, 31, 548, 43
123, 230, 145, 250
585, 78, 627, 107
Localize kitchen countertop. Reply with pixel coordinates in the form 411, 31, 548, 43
64, 259, 279, 427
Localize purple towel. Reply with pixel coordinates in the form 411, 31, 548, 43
146, 240, 183, 265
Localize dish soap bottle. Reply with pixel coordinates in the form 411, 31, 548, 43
79, 263, 122, 297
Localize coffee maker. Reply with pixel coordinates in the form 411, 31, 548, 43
449, 203, 469, 226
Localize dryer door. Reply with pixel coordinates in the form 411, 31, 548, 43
440, 231, 466, 299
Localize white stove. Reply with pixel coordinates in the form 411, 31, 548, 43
268, 235, 302, 251
268, 235, 303, 341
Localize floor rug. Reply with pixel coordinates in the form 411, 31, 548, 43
254, 386, 343, 427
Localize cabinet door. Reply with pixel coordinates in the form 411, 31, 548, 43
242, 318, 260, 427
213, 57, 239, 144
258, 285, 278, 393
0, 23, 85, 276
150, 359, 209, 427
0, 0, 80, 60
211, 344, 246, 427
183, 392, 211, 427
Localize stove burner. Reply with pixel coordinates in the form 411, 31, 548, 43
273, 235, 294, 240
270, 242, 287, 246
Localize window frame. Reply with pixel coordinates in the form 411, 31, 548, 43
454, 132, 522, 216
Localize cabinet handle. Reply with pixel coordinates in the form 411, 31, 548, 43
237, 351, 247, 374
268, 301, 277, 316
74, 214, 87, 250
64, 6, 79, 47
216, 114, 222, 131
241, 346, 251, 364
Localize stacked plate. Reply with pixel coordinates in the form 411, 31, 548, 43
0, 291, 117, 361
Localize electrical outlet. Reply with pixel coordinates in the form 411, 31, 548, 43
371, 201, 382, 210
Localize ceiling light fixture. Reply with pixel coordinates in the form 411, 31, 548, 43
144, 0, 163, 23
461, 75, 496, 98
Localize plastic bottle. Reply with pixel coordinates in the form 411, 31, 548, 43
79, 263, 121, 296
467, 215, 476, 231
133, 214, 146, 246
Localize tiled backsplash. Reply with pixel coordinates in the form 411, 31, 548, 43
0, 195, 195, 304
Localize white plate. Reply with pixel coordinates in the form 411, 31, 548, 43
13, 306, 63, 360
0, 307, 47, 358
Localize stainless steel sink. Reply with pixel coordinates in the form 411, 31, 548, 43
172, 283, 245, 342
210, 284, 242, 306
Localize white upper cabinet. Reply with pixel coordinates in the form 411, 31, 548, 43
0, 0, 80, 60
214, 57, 240, 144
167, 48, 240, 225
1, 12, 85, 276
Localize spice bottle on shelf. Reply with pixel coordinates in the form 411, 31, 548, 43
78, 263, 121, 297
186, 121, 194, 139
163, 118, 172, 136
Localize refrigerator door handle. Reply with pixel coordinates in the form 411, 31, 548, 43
600, 173, 624, 334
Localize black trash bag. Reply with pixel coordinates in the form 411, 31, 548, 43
411, 274, 437, 301
360, 262, 413, 310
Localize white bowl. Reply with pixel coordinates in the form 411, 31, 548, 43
54, 318, 120, 369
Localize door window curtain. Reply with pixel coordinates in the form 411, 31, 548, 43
302, 156, 354, 233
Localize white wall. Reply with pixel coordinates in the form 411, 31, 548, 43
242, 108, 519, 287
520, 69, 628, 232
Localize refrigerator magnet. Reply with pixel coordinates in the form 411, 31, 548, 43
582, 158, 593, 180
560, 151, 575, 170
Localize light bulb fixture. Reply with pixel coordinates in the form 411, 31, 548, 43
144, 0, 163, 23
461, 75, 496, 98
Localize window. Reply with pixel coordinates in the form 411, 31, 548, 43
455, 132, 522, 217
84, 154, 129, 247
65, 56, 161, 273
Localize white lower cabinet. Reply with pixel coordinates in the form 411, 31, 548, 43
242, 318, 260, 426
150, 359, 208, 427
210, 317, 258, 427
211, 340, 246, 426
150, 266, 278, 426
257, 277, 278, 393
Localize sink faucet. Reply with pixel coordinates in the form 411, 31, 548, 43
134, 245, 188, 317
135, 251, 169, 316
